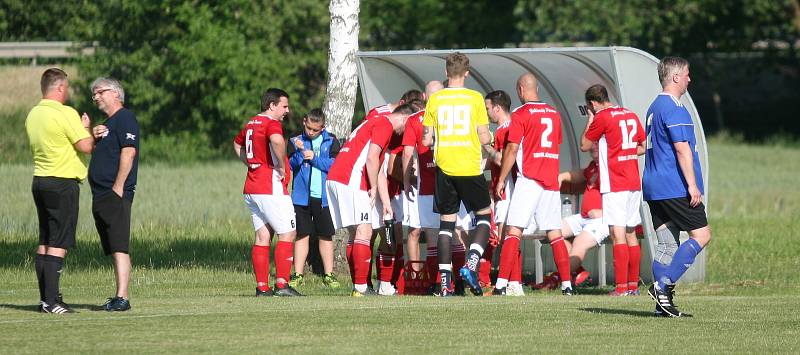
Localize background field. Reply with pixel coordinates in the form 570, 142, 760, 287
2, 134, 799, 353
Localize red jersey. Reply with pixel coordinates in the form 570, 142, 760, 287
508, 102, 562, 191
386, 134, 404, 197
580, 161, 602, 218
585, 106, 645, 193
490, 120, 514, 200
401, 110, 435, 195
328, 116, 394, 191
365, 104, 393, 122
233, 114, 289, 195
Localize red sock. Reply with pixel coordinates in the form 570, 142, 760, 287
628, 244, 641, 291
378, 252, 394, 283
352, 239, 372, 285
392, 247, 405, 285
497, 235, 520, 281
510, 247, 522, 282
274, 241, 293, 287
346, 240, 355, 283
452, 244, 465, 279
613, 243, 629, 293
426, 247, 438, 286
551, 237, 571, 286
479, 242, 495, 285
251, 245, 271, 291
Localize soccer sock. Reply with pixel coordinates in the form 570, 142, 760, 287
391, 246, 405, 285
479, 258, 491, 285
612, 243, 629, 293
666, 238, 703, 284
510, 248, 522, 283
465, 243, 484, 272
627, 245, 641, 291
378, 252, 394, 282
652, 260, 669, 288
43, 255, 64, 305
352, 239, 372, 287
437, 221, 455, 290
425, 246, 438, 286
251, 245, 271, 291
346, 240, 355, 283
274, 241, 293, 287
465, 215, 491, 272
550, 236, 572, 290
35, 254, 46, 301
495, 234, 520, 289
451, 244, 466, 278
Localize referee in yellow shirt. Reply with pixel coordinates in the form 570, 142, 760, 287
25, 68, 94, 314
422, 52, 494, 297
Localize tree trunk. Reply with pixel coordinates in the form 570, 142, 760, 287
323, 0, 360, 273
323, 0, 360, 139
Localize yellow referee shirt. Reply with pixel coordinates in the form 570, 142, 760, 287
25, 99, 90, 180
422, 87, 488, 176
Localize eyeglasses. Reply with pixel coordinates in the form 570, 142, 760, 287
92, 88, 112, 98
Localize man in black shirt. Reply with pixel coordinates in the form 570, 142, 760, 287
88, 77, 140, 312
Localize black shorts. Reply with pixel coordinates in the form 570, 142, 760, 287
32, 176, 80, 249
92, 192, 132, 255
433, 168, 491, 215
294, 197, 335, 238
648, 198, 708, 232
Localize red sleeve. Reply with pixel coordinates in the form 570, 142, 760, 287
634, 114, 646, 143
402, 120, 419, 147
266, 120, 283, 137
372, 120, 393, 150
507, 112, 524, 144
234, 127, 246, 145
584, 112, 604, 141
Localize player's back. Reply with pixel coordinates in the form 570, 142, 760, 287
235, 114, 287, 195
643, 94, 704, 200
328, 117, 394, 190
509, 102, 562, 190
422, 87, 488, 177
589, 106, 644, 193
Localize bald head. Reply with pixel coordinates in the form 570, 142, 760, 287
425, 80, 444, 98
517, 72, 539, 102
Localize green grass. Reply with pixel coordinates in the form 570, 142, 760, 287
1, 140, 800, 353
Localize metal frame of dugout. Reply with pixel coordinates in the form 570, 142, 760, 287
355, 46, 709, 286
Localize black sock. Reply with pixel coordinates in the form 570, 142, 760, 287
43, 255, 64, 305
465, 217, 491, 272
35, 254, 46, 302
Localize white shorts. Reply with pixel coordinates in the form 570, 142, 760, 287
403, 191, 439, 229
602, 190, 642, 227
564, 214, 610, 245
506, 175, 561, 231
494, 199, 509, 225
244, 194, 296, 234
390, 194, 404, 223
326, 181, 373, 230
457, 203, 475, 231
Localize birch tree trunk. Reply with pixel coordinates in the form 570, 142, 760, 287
323, 0, 360, 273
323, 0, 360, 139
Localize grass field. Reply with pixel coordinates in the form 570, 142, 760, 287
1, 139, 799, 353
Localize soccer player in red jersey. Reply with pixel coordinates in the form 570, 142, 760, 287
326, 104, 415, 297
495, 73, 574, 295
580, 84, 646, 296
364, 89, 424, 122
233, 88, 301, 297
558, 143, 610, 287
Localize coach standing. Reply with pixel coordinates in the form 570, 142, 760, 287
26, 68, 94, 314
643, 57, 711, 318
87, 77, 140, 312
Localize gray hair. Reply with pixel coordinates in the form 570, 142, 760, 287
91, 77, 125, 103
657, 56, 689, 88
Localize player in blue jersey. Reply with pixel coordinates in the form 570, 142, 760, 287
643, 56, 712, 317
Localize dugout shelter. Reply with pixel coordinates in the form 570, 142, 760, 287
356, 47, 709, 284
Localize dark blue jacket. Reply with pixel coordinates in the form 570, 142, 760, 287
289, 129, 340, 207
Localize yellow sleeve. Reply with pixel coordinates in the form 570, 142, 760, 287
422, 99, 436, 127
473, 92, 489, 126
61, 106, 90, 144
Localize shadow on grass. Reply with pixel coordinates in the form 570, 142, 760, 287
579, 307, 656, 318
0, 303, 105, 313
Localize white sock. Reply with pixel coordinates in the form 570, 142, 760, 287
508, 281, 520, 288
561, 281, 572, 290
354, 283, 367, 293
469, 243, 484, 256
495, 278, 509, 289
438, 264, 452, 272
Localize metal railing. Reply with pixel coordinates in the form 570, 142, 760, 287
0, 41, 96, 65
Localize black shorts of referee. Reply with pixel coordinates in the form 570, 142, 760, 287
648, 197, 708, 232
295, 197, 336, 238
433, 168, 491, 215
92, 192, 132, 255
32, 176, 80, 249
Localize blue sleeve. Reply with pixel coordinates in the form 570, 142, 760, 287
309, 135, 339, 173
664, 107, 694, 143
288, 136, 305, 170
117, 111, 140, 149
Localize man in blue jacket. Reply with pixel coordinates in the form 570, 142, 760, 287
288, 109, 341, 288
